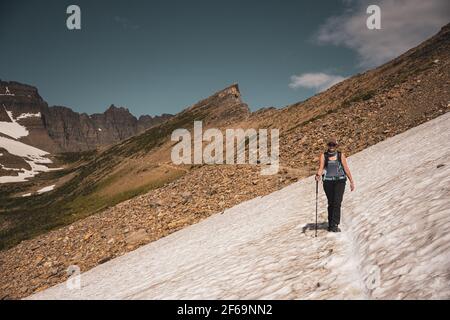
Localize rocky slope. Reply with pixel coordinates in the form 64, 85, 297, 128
0, 24, 449, 299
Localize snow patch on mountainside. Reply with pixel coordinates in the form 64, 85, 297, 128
16, 112, 41, 120
37, 185, 56, 194
0, 136, 59, 183
28, 113, 450, 300
0, 106, 60, 183
0, 136, 49, 158
0, 106, 29, 139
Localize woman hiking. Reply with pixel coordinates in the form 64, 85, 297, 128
315, 138, 355, 232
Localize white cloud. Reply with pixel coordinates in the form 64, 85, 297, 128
289, 73, 347, 92
316, 0, 450, 68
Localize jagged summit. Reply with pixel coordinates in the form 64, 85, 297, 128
181, 83, 250, 125
220, 83, 241, 96
216, 83, 241, 101
104, 104, 130, 113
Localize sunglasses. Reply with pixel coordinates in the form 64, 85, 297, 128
327, 143, 337, 147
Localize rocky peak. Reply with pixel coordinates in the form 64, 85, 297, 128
0, 81, 60, 152
104, 104, 132, 115
137, 113, 174, 132
0, 80, 43, 99
0, 81, 46, 116
182, 83, 250, 126
217, 83, 241, 100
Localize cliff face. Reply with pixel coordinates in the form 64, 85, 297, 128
0, 81, 60, 153
43, 104, 171, 152
0, 81, 173, 152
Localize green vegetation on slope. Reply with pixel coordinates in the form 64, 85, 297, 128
0, 106, 209, 250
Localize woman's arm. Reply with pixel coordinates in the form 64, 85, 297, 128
341, 153, 355, 191
315, 153, 325, 181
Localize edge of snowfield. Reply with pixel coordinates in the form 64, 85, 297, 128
28, 113, 450, 300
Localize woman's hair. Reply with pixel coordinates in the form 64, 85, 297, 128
327, 137, 338, 145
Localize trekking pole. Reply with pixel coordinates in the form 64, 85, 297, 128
315, 179, 319, 237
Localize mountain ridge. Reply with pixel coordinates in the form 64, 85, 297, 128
0, 80, 174, 153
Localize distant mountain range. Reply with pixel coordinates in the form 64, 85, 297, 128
0, 81, 172, 182
0, 82, 172, 153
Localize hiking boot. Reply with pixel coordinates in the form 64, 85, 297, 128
328, 225, 341, 232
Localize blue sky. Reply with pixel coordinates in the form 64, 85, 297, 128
0, 0, 448, 116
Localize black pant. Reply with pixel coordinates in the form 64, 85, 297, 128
323, 180, 346, 227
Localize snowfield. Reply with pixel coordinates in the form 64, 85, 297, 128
28, 113, 450, 300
